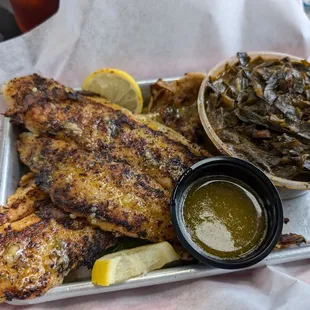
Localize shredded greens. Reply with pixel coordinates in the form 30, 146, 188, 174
205, 52, 310, 181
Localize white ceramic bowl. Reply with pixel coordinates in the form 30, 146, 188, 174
197, 52, 310, 197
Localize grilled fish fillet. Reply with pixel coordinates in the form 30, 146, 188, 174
148, 73, 206, 145
0, 173, 45, 226
17, 133, 174, 242
0, 194, 115, 302
3, 74, 209, 190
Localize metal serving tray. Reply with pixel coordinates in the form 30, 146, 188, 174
2, 78, 310, 305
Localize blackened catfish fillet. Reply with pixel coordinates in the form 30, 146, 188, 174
17, 133, 174, 242
0, 173, 46, 226
148, 73, 206, 145
0, 198, 115, 303
3, 74, 209, 190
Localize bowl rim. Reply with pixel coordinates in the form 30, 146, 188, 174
197, 51, 310, 190
170, 156, 284, 269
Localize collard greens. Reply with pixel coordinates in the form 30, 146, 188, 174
205, 53, 310, 181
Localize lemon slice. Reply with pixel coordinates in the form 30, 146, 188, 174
92, 242, 179, 286
82, 68, 143, 114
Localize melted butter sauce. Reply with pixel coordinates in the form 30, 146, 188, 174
183, 177, 267, 259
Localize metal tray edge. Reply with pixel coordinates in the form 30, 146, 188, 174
2, 76, 310, 305
7, 246, 310, 305
0, 117, 11, 205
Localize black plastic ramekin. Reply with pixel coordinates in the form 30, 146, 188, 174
171, 157, 283, 269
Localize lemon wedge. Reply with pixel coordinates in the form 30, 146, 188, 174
92, 241, 179, 286
82, 68, 143, 114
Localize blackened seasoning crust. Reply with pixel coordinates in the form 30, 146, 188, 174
0, 184, 115, 302
3, 74, 209, 191
18, 133, 175, 242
